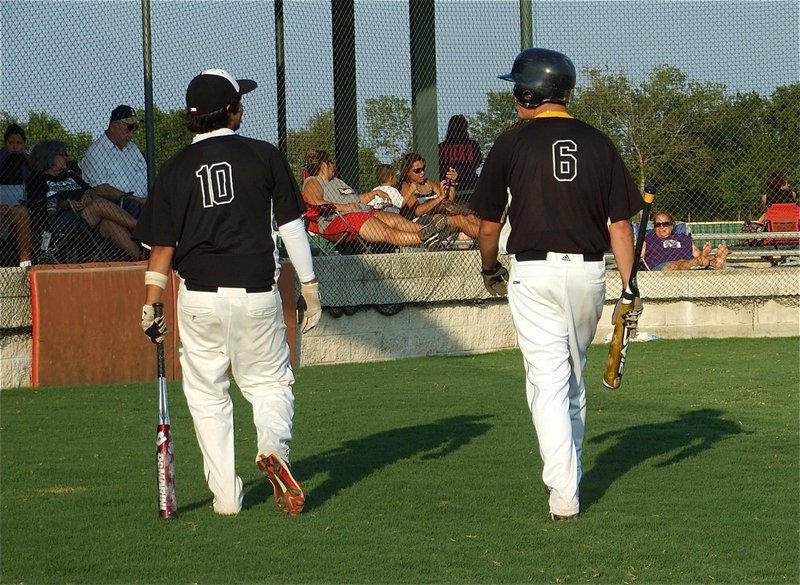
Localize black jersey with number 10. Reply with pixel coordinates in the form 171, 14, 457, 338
133, 134, 305, 290
471, 116, 643, 256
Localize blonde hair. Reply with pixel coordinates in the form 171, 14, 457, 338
653, 209, 674, 223
375, 164, 396, 186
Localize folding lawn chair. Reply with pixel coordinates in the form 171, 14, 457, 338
763, 203, 800, 247
38, 201, 115, 264
303, 202, 373, 255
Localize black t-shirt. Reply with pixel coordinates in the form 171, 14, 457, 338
133, 133, 305, 290
471, 115, 643, 255
24, 170, 91, 230
765, 188, 797, 208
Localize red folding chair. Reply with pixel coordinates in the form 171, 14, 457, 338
303, 202, 370, 255
763, 203, 800, 247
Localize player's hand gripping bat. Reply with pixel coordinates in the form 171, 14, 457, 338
154, 302, 177, 518
602, 186, 656, 389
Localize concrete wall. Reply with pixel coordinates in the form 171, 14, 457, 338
296, 297, 799, 367
296, 252, 799, 365
2, 253, 798, 388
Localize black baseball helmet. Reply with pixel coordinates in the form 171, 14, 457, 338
498, 48, 576, 108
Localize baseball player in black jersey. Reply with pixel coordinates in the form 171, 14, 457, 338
471, 49, 644, 521
134, 69, 320, 516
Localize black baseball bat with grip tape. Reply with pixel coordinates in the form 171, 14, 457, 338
154, 302, 177, 519
602, 186, 656, 389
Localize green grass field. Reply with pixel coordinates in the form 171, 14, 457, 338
1, 338, 798, 584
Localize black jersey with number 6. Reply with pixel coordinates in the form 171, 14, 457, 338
133, 133, 305, 290
471, 115, 643, 255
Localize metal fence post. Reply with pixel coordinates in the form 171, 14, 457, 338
140, 0, 156, 193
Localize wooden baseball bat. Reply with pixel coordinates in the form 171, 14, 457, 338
602, 186, 656, 389
154, 302, 177, 519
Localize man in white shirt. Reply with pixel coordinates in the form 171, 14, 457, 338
79, 105, 148, 217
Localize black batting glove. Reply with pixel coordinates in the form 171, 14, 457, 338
481, 262, 509, 296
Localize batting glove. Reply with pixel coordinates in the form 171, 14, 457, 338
297, 281, 322, 334
481, 262, 509, 297
141, 304, 167, 344
612, 290, 643, 327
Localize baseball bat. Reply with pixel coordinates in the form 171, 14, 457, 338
154, 302, 177, 519
602, 185, 656, 389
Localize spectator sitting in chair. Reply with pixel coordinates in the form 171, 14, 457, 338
398, 152, 481, 239
0, 123, 34, 266
302, 150, 448, 250
756, 171, 798, 224
79, 105, 148, 218
26, 140, 142, 260
642, 210, 729, 271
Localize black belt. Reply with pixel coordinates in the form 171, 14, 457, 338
185, 283, 272, 293
516, 250, 604, 262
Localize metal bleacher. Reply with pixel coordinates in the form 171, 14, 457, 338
689, 229, 800, 266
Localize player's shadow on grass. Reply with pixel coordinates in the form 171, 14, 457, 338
580, 408, 743, 512
243, 414, 493, 511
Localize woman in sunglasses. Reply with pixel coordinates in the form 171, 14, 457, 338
398, 152, 480, 239
642, 210, 729, 270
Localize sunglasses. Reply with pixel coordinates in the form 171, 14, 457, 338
411, 166, 426, 174
654, 221, 673, 228
57, 151, 68, 157
126, 124, 139, 132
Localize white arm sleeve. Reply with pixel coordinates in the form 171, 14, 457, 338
278, 217, 316, 283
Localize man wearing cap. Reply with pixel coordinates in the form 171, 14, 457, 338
79, 105, 148, 217
134, 69, 321, 517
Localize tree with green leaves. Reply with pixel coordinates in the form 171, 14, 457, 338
131, 106, 192, 174
764, 83, 800, 179
571, 66, 727, 219
287, 109, 336, 186
6, 74, 796, 223
1, 111, 93, 167
467, 67, 799, 221
468, 91, 516, 158
363, 96, 412, 166
287, 107, 385, 189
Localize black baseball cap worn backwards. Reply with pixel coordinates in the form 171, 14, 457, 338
186, 69, 257, 116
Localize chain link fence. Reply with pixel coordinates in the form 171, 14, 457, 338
1, 0, 798, 330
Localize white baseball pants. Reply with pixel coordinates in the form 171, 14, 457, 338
177, 282, 295, 515
507, 253, 605, 517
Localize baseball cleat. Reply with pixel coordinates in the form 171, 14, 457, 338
548, 511, 580, 522
257, 453, 305, 516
